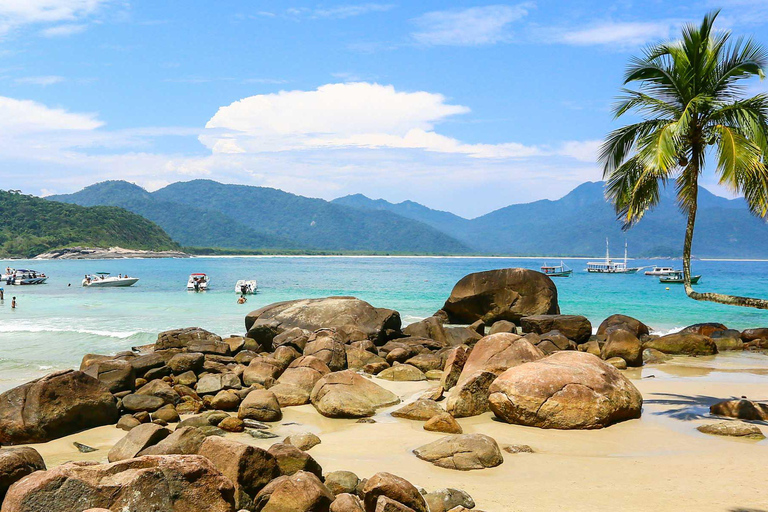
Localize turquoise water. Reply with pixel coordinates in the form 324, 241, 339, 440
2, 256, 768, 392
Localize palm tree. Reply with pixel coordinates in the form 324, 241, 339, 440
602, 10, 768, 309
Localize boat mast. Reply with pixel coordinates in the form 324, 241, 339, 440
624, 239, 628, 266
605, 238, 610, 263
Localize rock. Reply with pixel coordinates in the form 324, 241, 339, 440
168, 352, 205, 374
1, 455, 236, 512
276, 356, 331, 398
175, 370, 198, 386
520, 315, 591, 344
310, 370, 400, 418
116, 415, 141, 431
246, 297, 401, 345
223, 336, 246, 354
144, 365, 172, 380
304, 329, 348, 371
489, 351, 642, 429
363, 362, 390, 375
82, 358, 136, 393
176, 397, 204, 415
679, 322, 728, 337
247, 428, 280, 439
456, 333, 543, 386
156, 327, 223, 351
0, 370, 118, 445
238, 389, 282, 422
446, 370, 496, 418
697, 420, 765, 439
404, 353, 443, 373
199, 436, 279, 509
534, 330, 575, 354
346, 345, 387, 370
211, 389, 241, 411
606, 357, 627, 369
234, 350, 259, 365
178, 411, 228, 429
285, 432, 321, 451
362, 472, 428, 512
273, 345, 302, 367
413, 433, 503, 471
741, 328, 768, 342
325, 470, 360, 496
332, 493, 365, 512
108, 423, 170, 462
710, 329, 745, 351
269, 383, 312, 408
375, 496, 417, 511
198, 425, 227, 437
424, 412, 462, 434
503, 444, 534, 454
441, 268, 560, 324
219, 416, 245, 432
424, 489, 475, 512
600, 329, 643, 367
123, 393, 165, 412
254, 471, 334, 512
0, 447, 46, 503
197, 372, 242, 395
425, 370, 443, 381
391, 399, 444, 420
130, 353, 167, 377
139, 426, 206, 455
378, 364, 426, 382
596, 314, 650, 338
644, 333, 717, 355
151, 404, 180, 423
243, 358, 284, 387
136, 378, 181, 405
642, 348, 671, 364
710, 399, 768, 420
489, 320, 516, 335
441, 346, 469, 390
273, 327, 312, 352
268, 442, 323, 478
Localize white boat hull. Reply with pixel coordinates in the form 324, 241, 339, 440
3, 274, 47, 285
83, 277, 139, 287
235, 280, 258, 294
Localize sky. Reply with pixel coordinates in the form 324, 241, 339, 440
0, 0, 767, 218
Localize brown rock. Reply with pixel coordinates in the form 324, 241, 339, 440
596, 314, 650, 338
254, 471, 334, 512
310, 370, 400, 418
107, 423, 170, 462
378, 364, 426, 382
0, 447, 46, 503
440, 346, 469, 390
218, 416, 245, 433
82, 358, 136, 393
391, 399, 444, 421
446, 370, 496, 418
413, 433, 503, 471
138, 426, 206, 455
679, 322, 728, 337
332, 493, 365, 512
285, 432, 321, 451
601, 329, 643, 367
456, 333, 543, 386
643, 333, 717, 355
325, 471, 360, 496
304, 329, 348, 371
156, 327, 222, 351
238, 389, 282, 422
362, 472, 428, 512
268, 442, 323, 478
210, 389, 241, 411
697, 420, 765, 439
520, 315, 591, 344
424, 412, 462, 434
710, 399, 768, 421
151, 404, 180, 423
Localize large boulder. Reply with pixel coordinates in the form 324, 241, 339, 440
710, 329, 744, 351
741, 327, 768, 342
362, 472, 427, 512
138, 426, 206, 456
600, 329, 643, 367
1, 455, 235, 512
596, 314, 650, 338
440, 346, 469, 390
156, 327, 222, 351
710, 399, 768, 421
81, 358, 135, 393
0, 448, 46, 503
413, 433, 503, 471
441, 268, 559, 324
489, 351, 642, 429
391, 399, 444, 421
456, 333, 543, 386
0, 370, 118, 445
254, 471, 334, 512
267, 442, 323, 478
108, 423, 171, 462
310, 370, 399, 418
445, 371, 496, 418
304, 329, 348, 372
245, 297, 401, 346
520, 315, 592, 344
679, 322, 728, 337
643, 333, 717, 355
238, 389, 282, 422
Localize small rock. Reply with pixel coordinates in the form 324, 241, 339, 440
413, 433, 503, 471
325, 470, 360, 496
285, 432, 321, 451
246, 428, 280, 439
377, 364, 426, 382
391, 399, 444, 421
424, 412, 462, 434
605, 357, 627, 370
219, 416, 245, 433
503, 444, 534, 454
73, 441, 97, 453
697, 421, 765, 439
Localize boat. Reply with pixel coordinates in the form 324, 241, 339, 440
82, 272, 139, 287
187, 273, 209, 291
2, 268, 48, 285
660, 271, 701, 284
235, 279, 258, 294
644, 266, 677, 276
586, 239, 640, 274
541, 261, 572, 277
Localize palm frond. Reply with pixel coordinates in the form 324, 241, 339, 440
600, 120, 671, 175
605, 156, 666, 228
714, 124, 764, 192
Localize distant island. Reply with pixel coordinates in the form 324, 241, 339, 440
44, 179, 768, 259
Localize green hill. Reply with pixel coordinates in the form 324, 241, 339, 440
0, 189, 179, 258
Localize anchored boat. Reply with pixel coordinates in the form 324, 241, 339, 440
83, 272, 139, 287
2, 268, 48, 285
188, 273, 209, 291
541, 261, 572, 277
235, 279, 258, 294
586, 239, 639, 274
644, 266, 677, 276
660, 271, 701, 284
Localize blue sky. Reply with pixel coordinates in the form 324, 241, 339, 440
1, 1, 767, 217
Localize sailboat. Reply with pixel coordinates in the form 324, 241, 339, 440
586, 239, 640, 274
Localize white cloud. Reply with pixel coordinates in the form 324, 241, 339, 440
411, 4, 532, 46
39, 23, 87, 37
14, 75, 65, 86
554, 20, 677, 47
558, 140, 602, 162
312, 3, 394, 19
200, 82, 547, 159
0, 95, 102, 133
0, 0, 108, 35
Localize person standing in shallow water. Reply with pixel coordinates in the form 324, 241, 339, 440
11, 296, 16, 309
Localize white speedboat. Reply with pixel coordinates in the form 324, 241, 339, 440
188, 273, 209, 291
2, 268, 48, 285
644, 266, 676, 276
235, 279, 258, 294
83, 272, 139, 287
586, 239, 639, 274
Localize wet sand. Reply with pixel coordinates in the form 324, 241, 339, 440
24, 353, 768, 512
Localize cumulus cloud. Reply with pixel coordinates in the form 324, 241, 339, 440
0, 0, 108, 35
0, 96, 102, 133
411, 4, 532, 46
201, 82, 543, 158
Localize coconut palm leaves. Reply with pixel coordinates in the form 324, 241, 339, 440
602, 10, 768, 309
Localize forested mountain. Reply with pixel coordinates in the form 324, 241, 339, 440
0, 189, 178, 258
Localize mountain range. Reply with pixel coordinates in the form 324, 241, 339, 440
48, 179, 768, 258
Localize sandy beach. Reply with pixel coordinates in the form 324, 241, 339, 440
21, 353, 768, 512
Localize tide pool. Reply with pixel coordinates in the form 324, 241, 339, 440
2, 255, 768, 392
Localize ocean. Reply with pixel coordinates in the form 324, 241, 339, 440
2, 255, 768, 392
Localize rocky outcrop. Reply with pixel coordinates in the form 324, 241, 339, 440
245, 297, 401, 346
0, 448, 46, 503
441, 268, 559, 324
1, 455, 235, 512
0, 370, 118, 445
489, 351, 643, 429
643, 333, 717, 355
310, 370, 399, 418
456, 333, 543, 386
413, 433, 503, 471
520, 315, 592, 344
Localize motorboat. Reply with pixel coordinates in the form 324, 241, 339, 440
586, 239, 639, 274
235, 279, 258, 294
541, 261, 572, 277
644, 266, 677, 276
188, 273, 209, 291
2, 268, 48, 285
660, 271, 701, 284
82, 272, 139, 287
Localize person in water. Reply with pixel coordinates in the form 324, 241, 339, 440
237, 296, 247, 304
11, 297, 16, 309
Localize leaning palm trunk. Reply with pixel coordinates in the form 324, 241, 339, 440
601, 10, 768, 311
